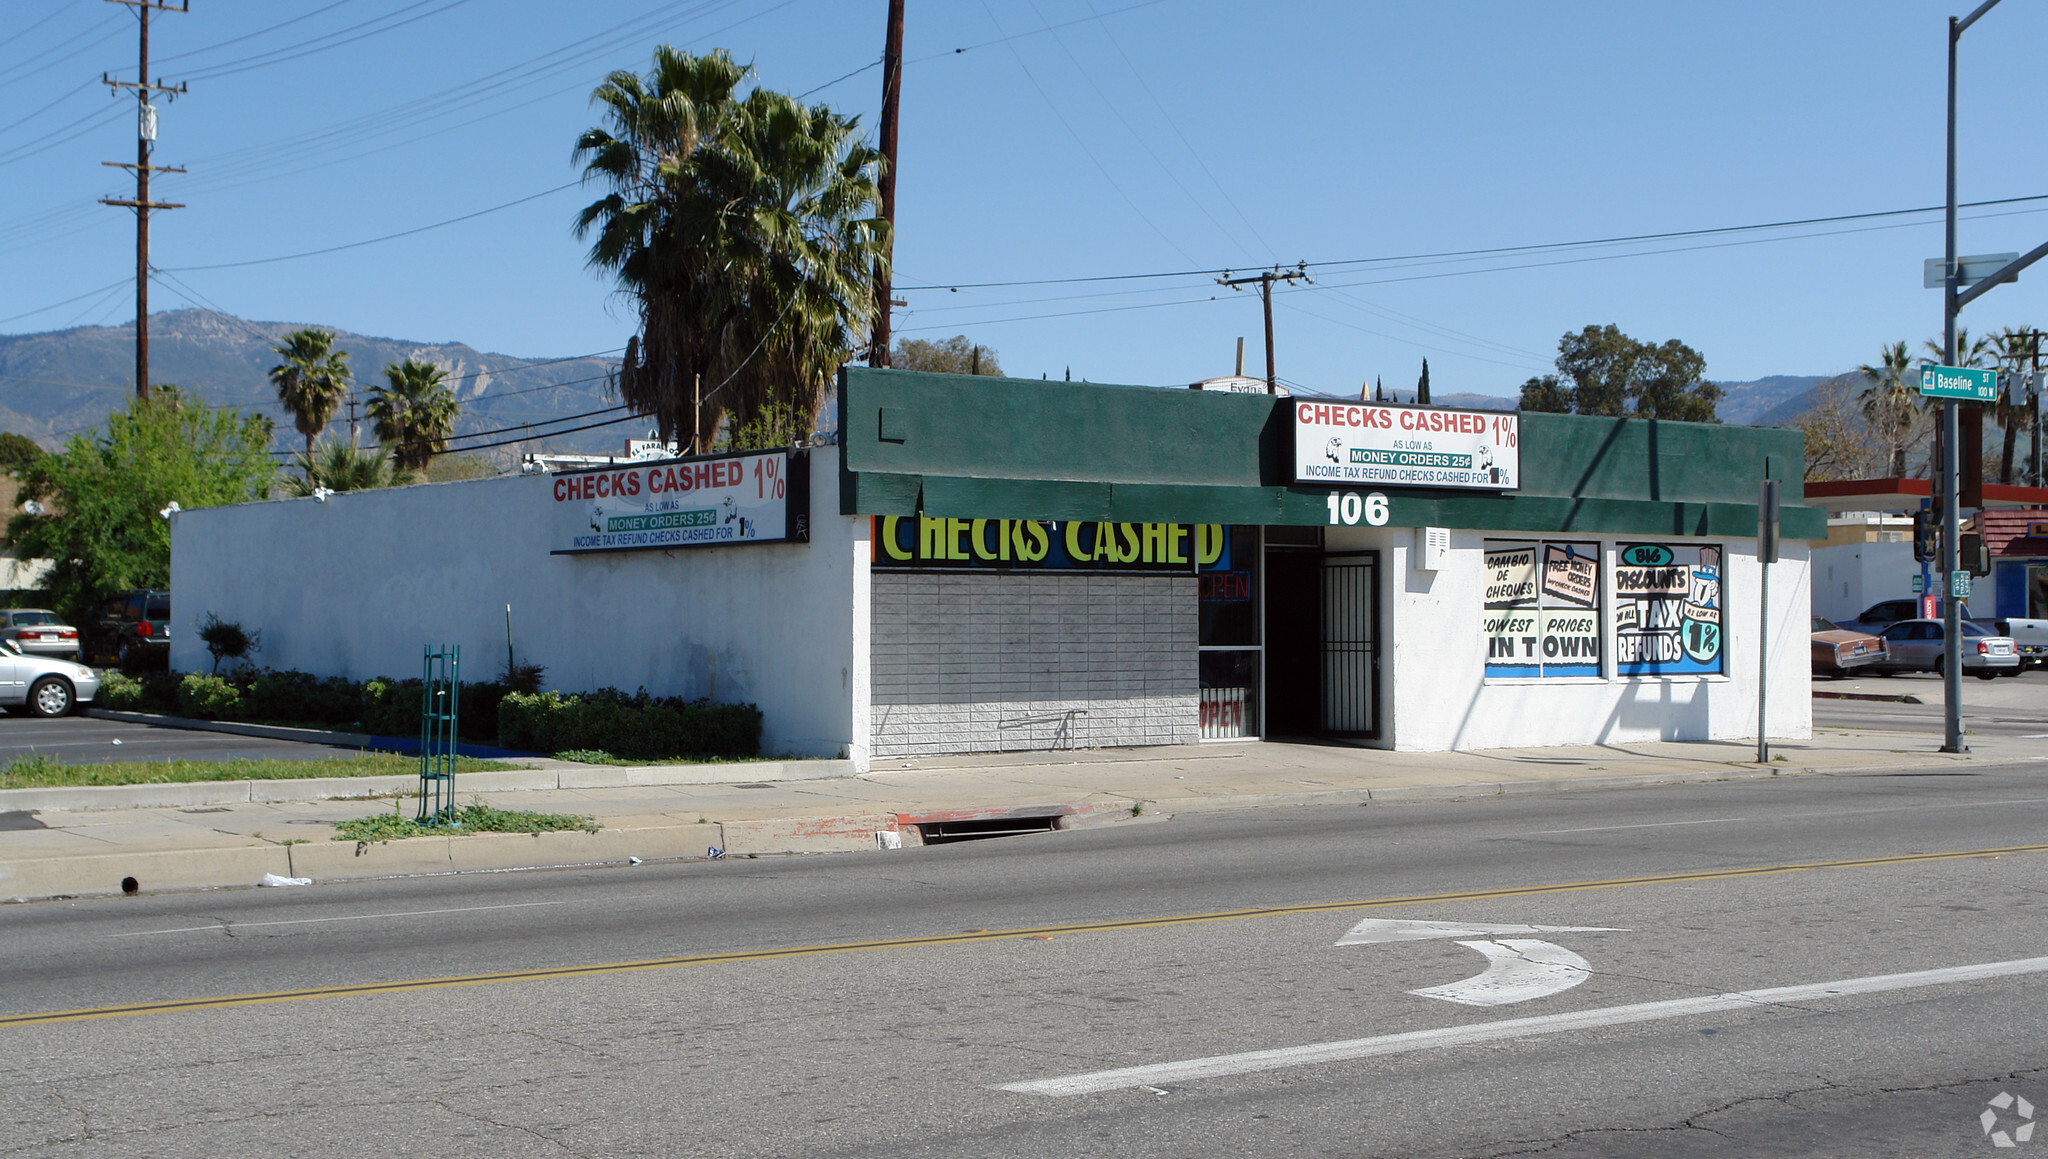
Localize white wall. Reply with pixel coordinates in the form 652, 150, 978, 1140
1326, 525, 1812, 752
1811, 541, 1920, 623
169, 447, 867, 765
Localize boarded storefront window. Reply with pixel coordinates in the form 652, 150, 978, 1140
1483, 541, 1601, 678
1614, 543, 1725, 676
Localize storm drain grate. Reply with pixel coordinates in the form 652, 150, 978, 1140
915, 815, 1062, 845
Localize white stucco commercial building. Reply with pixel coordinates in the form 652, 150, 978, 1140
171, 368, 1822, 770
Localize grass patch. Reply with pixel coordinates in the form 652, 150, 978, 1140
0, 752, 516, 790
337, 800, 599, 843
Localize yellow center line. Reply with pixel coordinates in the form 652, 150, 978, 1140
7, 841, 2043, 1029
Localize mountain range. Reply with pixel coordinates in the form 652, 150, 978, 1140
0, 310, 627, 458
0, 310, 1842, 458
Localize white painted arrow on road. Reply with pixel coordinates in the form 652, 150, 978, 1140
1337, 918, 1629, 1007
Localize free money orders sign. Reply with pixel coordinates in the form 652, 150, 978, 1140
1920, 365, 1998, 401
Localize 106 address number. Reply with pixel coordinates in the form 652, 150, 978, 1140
1325, 491, 1389, 526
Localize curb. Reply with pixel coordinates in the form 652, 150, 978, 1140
1, 758, 860, 813
1812, 692, 1924, 704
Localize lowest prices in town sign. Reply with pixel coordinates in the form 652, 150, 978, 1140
548, 448, 809, 555
1292, 401, 1519, 491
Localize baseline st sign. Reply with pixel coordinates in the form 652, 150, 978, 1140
1292, 401, 1519, 491
1920, 365, 1999, 402
548, 448, 809, 555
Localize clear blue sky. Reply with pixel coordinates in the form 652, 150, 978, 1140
4, 1, 2047, 400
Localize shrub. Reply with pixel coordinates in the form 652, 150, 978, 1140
196, 613, 260, 675
176, 673, 241, 720
360, 676, 510, 746
497, 688, 760, 760
97, 670, 147, 710
240, 669, 360, 728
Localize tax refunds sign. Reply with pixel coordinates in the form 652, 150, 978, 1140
548, 448, 810, 555
1292, 401, 1519, 491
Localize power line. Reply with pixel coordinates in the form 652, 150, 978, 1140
161, 181, 582, 271
898, 192, 2048, 293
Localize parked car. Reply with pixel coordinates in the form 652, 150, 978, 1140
0, 609, 81, 661
81, 589, 171, 671
1994, 618, 2048, 670
1810, 616, 1887, 677
1848, 598, 1977, 633
0, 639, 99, 716
1869, 618, 2021, 679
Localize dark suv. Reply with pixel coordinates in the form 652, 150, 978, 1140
83, 590, 171, 671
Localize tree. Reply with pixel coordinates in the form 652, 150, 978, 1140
1416, 358, 1431, 405
574, 47, 889, 452
269, 329, 352, 457
892, 335, 1001, 376
1982, 327, 2031, 485
1518, 374, 1572, 413
281, 436, 411, 496
368, 358, 460, 472
0, 433, 45, 478
6, 392, 274, 618
1857, 341, 1923, 477
1791, 375, 1884, 481
1519, 325, 1720, 421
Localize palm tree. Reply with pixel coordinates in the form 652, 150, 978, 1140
573, 47, 888, 450
268, 329, 352, 458
281, 436, 409, 496
1989, 327, 2040, 484
1857, 342, 1922, 477
368, 358, 460, 472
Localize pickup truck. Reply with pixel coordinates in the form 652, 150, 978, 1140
1995, 618, 2048, 669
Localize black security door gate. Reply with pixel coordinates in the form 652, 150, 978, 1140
1320, 552, 1379, 737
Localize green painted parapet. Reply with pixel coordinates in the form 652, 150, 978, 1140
838, 367, 1826, 540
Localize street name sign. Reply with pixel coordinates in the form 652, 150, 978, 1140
1921, 365, 2000, 402
1925, 253, 2020, 289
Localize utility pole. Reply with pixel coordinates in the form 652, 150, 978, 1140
1216, 263, 1311, 394
99, 0, 188, 403
868, 0, 904, 369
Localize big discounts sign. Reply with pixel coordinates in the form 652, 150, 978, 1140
548, 449, 809, 555
1291, 401, 1519, 491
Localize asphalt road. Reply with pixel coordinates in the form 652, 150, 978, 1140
6, 764, 2048, 1156
0, 714, 365, 764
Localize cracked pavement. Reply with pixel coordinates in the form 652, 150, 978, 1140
4, 764, 2047, 1156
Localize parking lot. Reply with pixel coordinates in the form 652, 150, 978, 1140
1813, 667, 2048, 737
0, 715, 367, 765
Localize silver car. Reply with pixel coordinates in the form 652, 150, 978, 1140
0, 608, 82, 660
1872, 619, 2022, 679
0, 639, 100, 716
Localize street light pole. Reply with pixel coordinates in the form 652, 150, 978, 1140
1939, 10, 1967, 753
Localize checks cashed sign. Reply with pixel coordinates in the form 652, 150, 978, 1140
548, 449, 809, 555
1292, 401, 1519, 491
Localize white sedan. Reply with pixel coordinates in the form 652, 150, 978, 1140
0, 639, 101, 716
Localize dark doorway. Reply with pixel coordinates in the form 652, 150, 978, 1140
1264, 545, 1322, 737
1321, 553, 1379, 736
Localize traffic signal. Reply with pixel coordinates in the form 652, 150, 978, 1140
1912, 509, 1937, 562
1961, 532, 1991, 577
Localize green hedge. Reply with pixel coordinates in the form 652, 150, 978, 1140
498, 688, 761, 760
100, 667, 760, 759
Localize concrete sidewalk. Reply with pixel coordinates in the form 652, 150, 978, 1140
3, 728, 2040, 902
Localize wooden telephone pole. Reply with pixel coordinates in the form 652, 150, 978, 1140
1216, 263, 1311, 394
868, 0, 904, 368
99, 0, 188, 402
